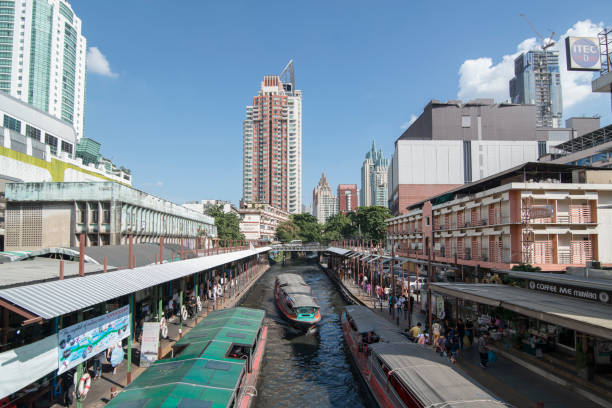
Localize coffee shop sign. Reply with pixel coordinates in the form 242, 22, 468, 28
528, 280, 610, 304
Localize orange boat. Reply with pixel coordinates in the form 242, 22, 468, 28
274, 273, 321, 330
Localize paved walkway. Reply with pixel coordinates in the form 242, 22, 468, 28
336, 274, 604, 408
47, 264, 270, 408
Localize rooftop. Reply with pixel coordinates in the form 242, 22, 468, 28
553, 124, 612, 154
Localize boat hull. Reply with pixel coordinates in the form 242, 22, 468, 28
341, 314, 401, 408
274, 286, 321, 331
237, 325, 268, 408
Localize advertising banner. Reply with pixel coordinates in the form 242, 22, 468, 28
140, 322, 160, 367
58, 305, 130, 374
527, 280, 611, 304
565, 37, 601, 71
0, 334, 58, 399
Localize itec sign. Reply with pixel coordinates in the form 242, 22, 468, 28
565, 37, 601, 71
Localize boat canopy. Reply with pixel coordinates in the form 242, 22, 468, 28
286, 293, 319, 308
344, 305, 406, 343
280, 284, 312, 295
370, 342, 506, 407
276, 273, 307, 286
106, 307, 265, 408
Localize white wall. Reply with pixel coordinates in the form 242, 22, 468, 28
471, 141, 539, 181
597, 191, 612, 263
395, 140, 463, 184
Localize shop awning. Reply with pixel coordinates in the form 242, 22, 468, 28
431, 283, 612, 340
0, 247, 270, 320
326, 247, 351, 256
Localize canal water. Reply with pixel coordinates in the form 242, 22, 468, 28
240, 260, 375, 408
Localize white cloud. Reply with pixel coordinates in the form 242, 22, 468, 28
86, 46, 118, 78
400, 114, 418, 130
457, 20, 604, 110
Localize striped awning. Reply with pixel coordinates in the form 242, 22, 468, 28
0, 247, 270, 319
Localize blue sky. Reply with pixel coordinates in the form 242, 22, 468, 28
75, 0, 610, 207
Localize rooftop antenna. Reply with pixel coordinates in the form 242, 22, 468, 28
280, 60, 295, 90
520, 13, 555, 50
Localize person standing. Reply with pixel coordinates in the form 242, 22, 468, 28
478, 332, 490, 368
457, 319, 466, 349
93, 351, 105, 379
432, 320, 441, 348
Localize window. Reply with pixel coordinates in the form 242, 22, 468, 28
45, 133, 58, 154
3, 114, 21, 132
461, 115, 471, 128
25, 124, 41, 141
61, 141, 73, 155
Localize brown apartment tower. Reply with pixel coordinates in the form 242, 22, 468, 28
242, 61, 302, 214
337, 184, 358, 214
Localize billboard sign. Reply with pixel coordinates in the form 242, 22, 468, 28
529, 205, 554, 219
140, 322, 160, 367
58, 305, 130, 374
565, 37, 601, 71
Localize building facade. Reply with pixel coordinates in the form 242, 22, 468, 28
313, 173, 336, 224
238, 203, 289, 242
4, 182, 216, 250
386, 163, 612, 273
542, 124, 612, 169
242, 61, 302, 214
510, 50, 563, 128
0, 91, 130, 184
389, 99, 573, 215
1, 0, 86, 138
360, 141, 388, 208
337, 184, 358, 214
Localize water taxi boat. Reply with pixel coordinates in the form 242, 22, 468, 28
106, 307, 267, 408
341, 305, 507, 408
274, 273, 321, 330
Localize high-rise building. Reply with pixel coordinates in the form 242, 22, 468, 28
337, 184, 358, 214
510, 50, 562, 128
360, 141, 389, 208
313, 172, 336, 224
242, 61, 302, 214
0, 0, 87, 139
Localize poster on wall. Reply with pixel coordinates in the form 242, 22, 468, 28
140, 322, 160, 367
58, 305, 130, 374
436, 295, 445, 319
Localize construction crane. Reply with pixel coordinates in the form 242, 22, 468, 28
520, 13, 555, 50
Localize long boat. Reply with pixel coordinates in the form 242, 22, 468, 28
341, 305, 507, 408
274, 273, 321, 330
107, 307, 267, 408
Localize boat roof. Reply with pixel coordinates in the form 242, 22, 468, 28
107, 307, 265, 408
344, 305, 407, 341
276, 273, 307, 286
280, 284, 312, 295
286, 293, 319, 308
369, 342, 505, 407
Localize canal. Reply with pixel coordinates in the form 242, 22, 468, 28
240, 259, 375, 408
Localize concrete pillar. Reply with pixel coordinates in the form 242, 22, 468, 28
79, 233, 85, 277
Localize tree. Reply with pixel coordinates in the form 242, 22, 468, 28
291, 213, 322, 243
351, 206, 392, 243
322, 212, 354, 242
205, 205, 244, 244
511, 264, 541, 272
276, 220, 298, 243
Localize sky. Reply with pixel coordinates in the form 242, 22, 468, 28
74, 0, 611, 207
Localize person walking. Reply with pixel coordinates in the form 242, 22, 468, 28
478, 332, 490, 368
93, 351, 105, 379
432, 320, 441, 348
109, 342, 124, 375
457, 319, 466, 349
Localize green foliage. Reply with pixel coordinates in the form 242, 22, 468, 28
511, 263, 542, 272
291, 213, 322, 243
205, 205, 244, 244
351, 206, 392, 242
320, 206, 391, 243
276, 220, 298, 243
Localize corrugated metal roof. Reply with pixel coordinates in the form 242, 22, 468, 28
275, 273, 307, 286
0, 247, 270, 319
370, 342, 505, 407
344, 305, 406, 343
286, 293, 319, 308
326, 247, 350, 255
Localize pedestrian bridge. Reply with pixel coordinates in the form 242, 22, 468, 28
270, 244, 329, 252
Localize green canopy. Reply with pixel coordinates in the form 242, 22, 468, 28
107, 307, 265, 408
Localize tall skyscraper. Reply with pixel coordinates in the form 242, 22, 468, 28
510, 50, 562, 128
313, 172, 336, 224
360, 140, 389, 207
337, 184, 357, 214
0, 0, 87, 138
242, 61, 302, 214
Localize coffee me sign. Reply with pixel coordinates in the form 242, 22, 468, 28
527, 279, 611, 304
